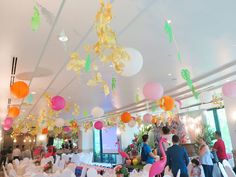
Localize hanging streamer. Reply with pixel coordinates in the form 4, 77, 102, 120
111, 77, 116, 91
31, 5, 41, 31
85, 54, 91, 72
151, 102, 157, 112
177, 52, 182, 63
164, 21, 173, 43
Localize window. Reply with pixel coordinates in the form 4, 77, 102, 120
205, 108, 233, 152
93, 128, 117, 163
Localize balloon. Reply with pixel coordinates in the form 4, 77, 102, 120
91, 107, 104, 118
3, 124, 11, 131
143, 82, 164, 100
8, 107, 20, 118
11, 81, 29, 99
222, 82, 236, 98
132, 158, 139, 166
94, 121, 104, 130
128, 118, 136, 127
143, 113, 152, 124
51, 96, 66, 111
121, 48, 143, 77
121, 112, 132, 123
4, 117, 13, 126
200, 92, 212, 103
55, 118, 65, 127
159, 96, 175, 111
63, 126, 71, 133
42, 128, 48, 134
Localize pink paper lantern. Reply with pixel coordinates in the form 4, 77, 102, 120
143, 82, 164, 100
143, 113, 152, 124
4, 117, 13, 126
94, 121, 103, 130
63, 126, 71, 133
222, 82, 236, 98
51, 96, 66, 111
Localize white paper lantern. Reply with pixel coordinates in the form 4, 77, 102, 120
55, 118, 65, 127
121, 48, 143, 77
91, 107, 104, 118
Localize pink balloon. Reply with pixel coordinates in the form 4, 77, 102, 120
222, 82, 236, 98
94, 121, 103, 130
51, 96, 66, 111
3, 124, 11, 131
143, 113, 152, 124
4, 117, 13, 126
63, 126, 71, 133
143, 82, 164, 100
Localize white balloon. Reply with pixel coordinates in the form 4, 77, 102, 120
91, 107, 104, 118
55, 118, 65, 127
200, 92, 212, 103
121, 48, 143, 77
128, 119, 136, 128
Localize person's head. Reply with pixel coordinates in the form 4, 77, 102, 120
22, 145, 25, 150
162, 126, 170, 135
172, 135, 180, 144
16, 145, 19, 148
191, 159, 200, 167
142, 134, 149, 143
215, 131, 222, 139
199, 137, 207, 145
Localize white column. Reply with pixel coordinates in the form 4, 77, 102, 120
223, 96, 236, 149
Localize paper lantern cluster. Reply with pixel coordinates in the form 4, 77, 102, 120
8, 107, 20, 118
51, 96, 66, 111
159, 96, 175, 111
2, 117, 13, 131
94, 121, 104, 130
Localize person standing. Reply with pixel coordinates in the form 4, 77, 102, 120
0, 146, 8, 167
212, 131, 227, 163
199, 138, 213, 177
141, 134, 158, 164
12, 145, 21, 160
167, 135, 190, 177
161, 126, 173, 152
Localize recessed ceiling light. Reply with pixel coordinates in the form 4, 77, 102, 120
167, 19, 172, 24
21, 109, 26, 112
226, 79, 231, 82
168, 73, 172, 76
31, 91, 37, 95
109, 64, 113, 68
58, 30, 68, 42
68, 96, 71, 99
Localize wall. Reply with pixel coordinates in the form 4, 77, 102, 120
223, 96, 236, 149
81, 129, 93, 152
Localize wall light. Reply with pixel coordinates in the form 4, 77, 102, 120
13, 139, 17, 143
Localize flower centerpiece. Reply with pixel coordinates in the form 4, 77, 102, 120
114, 165, 129, 177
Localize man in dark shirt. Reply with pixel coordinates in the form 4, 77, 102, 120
167, 135, 190, 177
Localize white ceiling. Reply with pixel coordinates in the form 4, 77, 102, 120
0, 0, 236, 120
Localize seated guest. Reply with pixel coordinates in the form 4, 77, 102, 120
212, 131, 227, 163
7, 146, 13, 163
141, 134, 158, 164
167, 135, 190, 177
12, 145, 21, 160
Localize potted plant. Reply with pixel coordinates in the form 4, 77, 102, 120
114, 165, 129, 177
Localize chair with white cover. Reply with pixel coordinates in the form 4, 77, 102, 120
221, 160, 236, 177
58, 159, 66, 170
3, 165, 9, 177
176, 169, 181, 177
8, 169, 17, 177
164, 166, 173, 177
87, 168, 97, 177
200, 165, 205, 177
61, 168, 76, 177
218, 162, 229, 177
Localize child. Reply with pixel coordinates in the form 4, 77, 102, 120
191, 159, 201, 177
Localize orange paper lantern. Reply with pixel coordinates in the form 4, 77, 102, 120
11, 81, 29, 99
8, 107, 20, 118
159, 96, 175, 111
42, 128, 48, 134
121, 112, 132, 123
